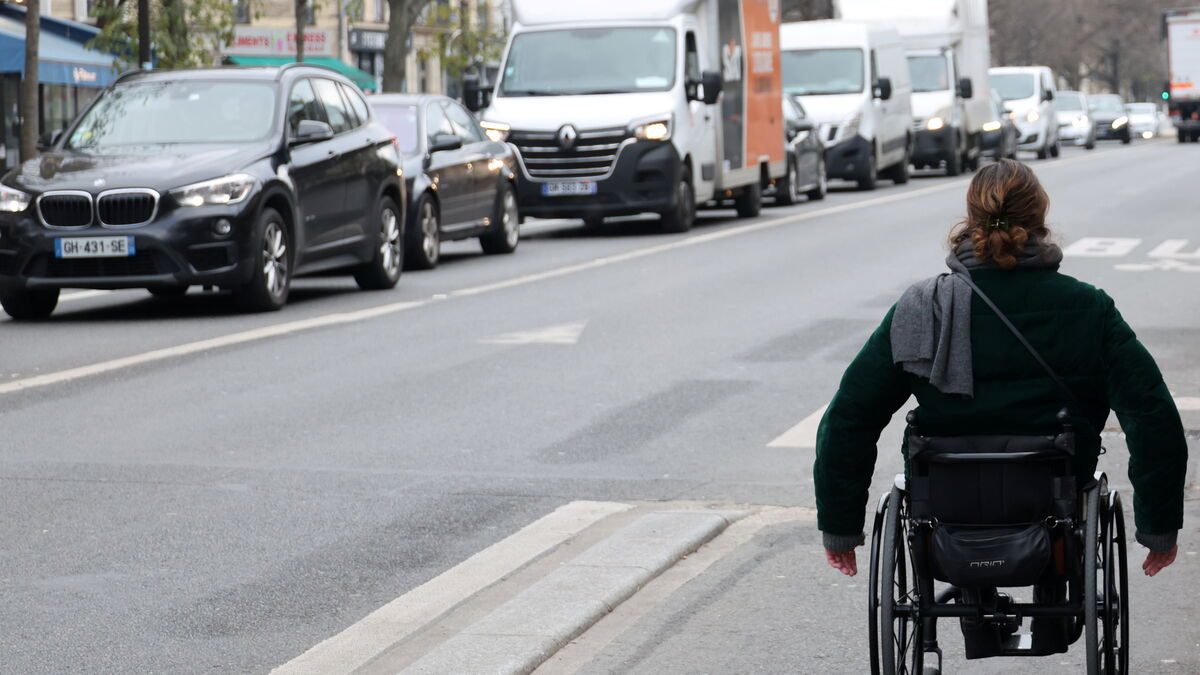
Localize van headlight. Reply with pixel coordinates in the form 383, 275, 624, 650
481, 121, 511, 143
171, 173, 257, 207
1025, 110, 1040, 123
926, 116, 945, 131
1111, 116, 1128, 129
632, 116, 672, 141
0, 184, 31, 213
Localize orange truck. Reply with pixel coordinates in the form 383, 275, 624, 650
472, 0, 786, 232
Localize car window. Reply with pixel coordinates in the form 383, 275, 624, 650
443, 101, 484, 143
288, 79, 327, 136
340, 82, 371, 125
338, 87, 361, 128
312, 78, 353, 133
426, 101, 453, 143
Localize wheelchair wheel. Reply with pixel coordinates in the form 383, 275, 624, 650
1083, 479, 1107, 675
879, 486, 923, 674
868, 492, 889, 675
1101, 492, 1130, 673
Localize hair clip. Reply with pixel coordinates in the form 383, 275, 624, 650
987, 217, 1010, 231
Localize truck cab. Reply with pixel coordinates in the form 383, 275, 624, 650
472, 0, 784, 233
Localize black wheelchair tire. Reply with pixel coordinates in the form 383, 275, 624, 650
1103, 492, 1130, 674
1084, 481, 1102, 674
868, 492, 889, 675
880, 485, 922, 674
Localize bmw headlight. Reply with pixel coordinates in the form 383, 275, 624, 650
1025, 110, 1040, 123
981, 120, 1002, 132
631, 116, 673, 141
171, 173, 257, 207
1111, 116, 1128, 129
0, 183, 31, 213
481, 120, 511, 143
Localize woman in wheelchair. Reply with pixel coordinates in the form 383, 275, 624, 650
813, 159, 1187, 674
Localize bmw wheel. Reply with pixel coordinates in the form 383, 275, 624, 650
234, 207, 290, 312
405, 195, 440, 270
354, 195, 403, 290
0, 287, 59, 320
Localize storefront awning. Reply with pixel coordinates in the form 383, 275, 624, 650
227, 56, 377, 91
0, 16, 116, 88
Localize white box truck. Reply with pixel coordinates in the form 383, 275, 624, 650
836, 0, 991, 175
468, 0, 786, 233
1165, 7, 1200, 142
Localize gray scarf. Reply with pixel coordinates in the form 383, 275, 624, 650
890, 239, 1064, 397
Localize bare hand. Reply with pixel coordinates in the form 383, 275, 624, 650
826, 549, 858, 576
1143, 546, 1178, 577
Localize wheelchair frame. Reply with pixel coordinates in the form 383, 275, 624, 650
867, 467, 1129, 674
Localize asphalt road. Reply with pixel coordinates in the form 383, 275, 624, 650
1, 140, 1196, 673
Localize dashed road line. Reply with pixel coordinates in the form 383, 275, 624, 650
768, 404, 828, 449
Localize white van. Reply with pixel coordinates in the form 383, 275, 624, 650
781, 20, 913, 190
989, 65, 1059, 159
473, 0, 786, 233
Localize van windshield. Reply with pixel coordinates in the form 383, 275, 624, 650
1054, 92, 1084, 111
990, 73, 1035, 101
498, 28, 676, 96
782, 48, 864, 96
908, 55, 949, 93
66, 80, 277, 150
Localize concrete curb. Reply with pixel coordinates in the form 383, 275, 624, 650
401, 510, 745, 675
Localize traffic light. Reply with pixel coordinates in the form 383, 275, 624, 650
1162, 90, 1171, 101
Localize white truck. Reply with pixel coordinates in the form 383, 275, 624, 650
467, 0, 786, 233
836, 0, 991, 175
1165, 7, 1200, 143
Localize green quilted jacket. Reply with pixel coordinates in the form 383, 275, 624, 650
814, 267, 1188, 544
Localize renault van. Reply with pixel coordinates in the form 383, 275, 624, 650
781, 20, 913, 190
989, 65, 1059, 159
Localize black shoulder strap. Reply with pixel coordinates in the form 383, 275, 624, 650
955, 272, 1083, 411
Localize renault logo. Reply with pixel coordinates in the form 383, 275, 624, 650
557, 124, 578, 150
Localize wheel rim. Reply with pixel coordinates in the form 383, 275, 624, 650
817, 160, 827, 194
421, 201, 439, 262
881, 490, 922, 674
262, 220, 288, 299
502, 189, 519, 248
379, 205, 401, 276
788, 164, 800, 201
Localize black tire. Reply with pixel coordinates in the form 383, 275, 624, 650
234, 208, 290, 312
582, 216, 605, 231
944, 145, 962, 176
868, 492, 890, 675
480, 182, 520, 254
405, 194, 440, 270
881, 485, 922, 674
734, 182, 763, 217
775, 158, 800, 206
660, 175, 695, 233
857, 150, 878, 190
1036, 143, 1049, 160
1103, 492, 1130, 674
883, 149, 910, 185
354, 195, 403, 290
1120, 133, 1131, 145
807, 157, 827, 201
1084, 482, 1102, 675
1049, 140, 1060, 158
1086, 132, 1097, 150
0, 287, 59, 320
1177, 129, 1186, 143
148, 286, 188, 298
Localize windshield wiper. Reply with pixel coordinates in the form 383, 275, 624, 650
501, 89, 572, 96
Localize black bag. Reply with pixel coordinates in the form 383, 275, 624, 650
931, 522, 1053, 587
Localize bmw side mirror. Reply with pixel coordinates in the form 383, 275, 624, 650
958, 77, 973, 99
37, 129, 63, 151
874, 77, 893, 101
430, 134, 463, 153
698, 70, 722, 105
290, 119, 335, 145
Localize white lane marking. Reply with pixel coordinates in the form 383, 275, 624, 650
1149, 239, 1200, 260
0, 143, 1141, 397
58, 290, 114, 303
1063, 237, 1143, 258
271, 500, 633, 675
768, 405, 828, 448
1176, 397, 1200, 411
478, 320, 587, 345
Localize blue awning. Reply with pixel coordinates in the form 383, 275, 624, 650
0, 15, 116, 88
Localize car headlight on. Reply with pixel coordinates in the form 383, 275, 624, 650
1111, 116, 1128, 129
1025, 110, 1040, 123
171, 173, 257, 207
632, 116, 672, 141
481, 121, 511, 143
0, 183, 31, 213
981, 120, 1002, 132
926, 116, 945, 131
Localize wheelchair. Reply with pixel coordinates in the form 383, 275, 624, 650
867, 410, 1129, 674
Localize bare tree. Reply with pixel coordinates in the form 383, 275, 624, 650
295, 0, 307, 61
383, 0, 433, 92
19, 0, 40, 161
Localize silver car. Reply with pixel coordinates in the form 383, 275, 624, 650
1054, 91, 1096, 149
1125, 102, 1160, 140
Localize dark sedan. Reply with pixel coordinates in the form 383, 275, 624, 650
0, 65, 406, 318
768, 96, 826, 205
981, 90, 1019, 160
369, 94, 520, 270
1089, 94, 1132, 144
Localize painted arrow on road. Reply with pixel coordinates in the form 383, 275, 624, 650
479, 321, 588, 345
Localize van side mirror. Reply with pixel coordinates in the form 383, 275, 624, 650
957, 77, 973, 99
463, 77, 491, 112
1043, 89, 1055, 102
430, 134, 463, 153
874, 77, 893, 101
696, 70, 722, 105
